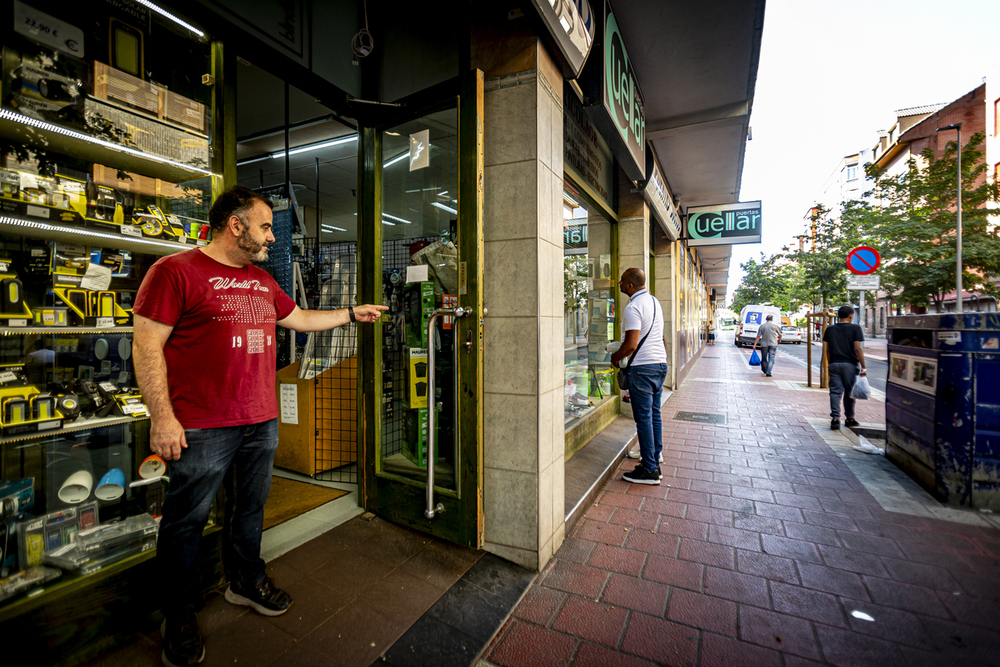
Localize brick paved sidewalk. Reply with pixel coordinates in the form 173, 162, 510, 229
482, 345, 1000, 667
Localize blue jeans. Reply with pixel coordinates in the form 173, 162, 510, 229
759, 346, 776, 374
828, 363, 859, 420
157, 419, 279, 616
629, 364, 668, 474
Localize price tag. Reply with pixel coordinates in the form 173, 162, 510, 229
42, 312, 55, 324
121, 224, 143, 238
8, 319, 28, 327
96, 317, 115, 328
0, 371, 19, 384
121, 403, 148, 416
13, 0, 85, 57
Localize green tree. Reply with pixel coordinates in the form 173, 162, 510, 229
730, 253, 789, 312
865, 132, 1000, 310
781, 202, 881, 311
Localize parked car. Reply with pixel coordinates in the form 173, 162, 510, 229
780, 325, 802, 344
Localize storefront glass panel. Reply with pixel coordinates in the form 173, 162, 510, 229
378, 108, 460, 491
563, 185, 614, 428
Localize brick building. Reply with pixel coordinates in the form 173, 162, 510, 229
871, 83, 994, 318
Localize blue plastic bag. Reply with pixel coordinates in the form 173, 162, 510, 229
749, 349, 761, 366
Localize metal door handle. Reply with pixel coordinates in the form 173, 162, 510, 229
424, 306, 470, 519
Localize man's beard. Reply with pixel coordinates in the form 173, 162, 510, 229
237, 226, 269, 262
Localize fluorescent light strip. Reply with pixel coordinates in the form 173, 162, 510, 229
272, 134, 358, 158
136, 0, 205, 37
382, 213, 412, 224
384, 152, 408, 168
0, 215, 186, 251
0, 108, 213, 176
431, 202, 457, 215
236, 155, 271, 167
381, 220, 395, 226
321, 225, 347, 232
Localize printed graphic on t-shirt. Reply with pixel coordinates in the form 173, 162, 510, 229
246, 328, 266, 354
210, 278, 277, 354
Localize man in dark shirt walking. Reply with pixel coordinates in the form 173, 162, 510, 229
822, 305, 867, 430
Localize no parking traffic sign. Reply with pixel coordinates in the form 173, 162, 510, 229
847, 246, 880, 275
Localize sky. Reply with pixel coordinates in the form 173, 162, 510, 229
728, 0, 1000, 302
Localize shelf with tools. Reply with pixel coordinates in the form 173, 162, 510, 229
0, 3, 230, 660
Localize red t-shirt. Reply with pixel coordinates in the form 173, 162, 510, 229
133, 249, 297, 429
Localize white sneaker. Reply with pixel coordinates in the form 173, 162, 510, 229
626, 450, 663, 462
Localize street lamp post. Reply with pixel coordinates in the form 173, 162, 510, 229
936, 122, 963, 314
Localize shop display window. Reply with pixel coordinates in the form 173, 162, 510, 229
563, 186, 614, 428
0, 3, 219, 614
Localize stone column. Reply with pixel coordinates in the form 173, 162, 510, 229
479, 42, 565, 571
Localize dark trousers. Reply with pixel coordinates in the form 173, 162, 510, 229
157, 419, 279, 616
630, 364, 668, 473
828, 363, 859, 420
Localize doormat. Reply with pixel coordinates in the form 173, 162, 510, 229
263, 477, 348, 530
673, 411, 727, 425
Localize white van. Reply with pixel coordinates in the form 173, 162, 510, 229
735, 304, 782, 347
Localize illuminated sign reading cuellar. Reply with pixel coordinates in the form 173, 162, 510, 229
602, 5, 644, 174
686, 201, 762, 247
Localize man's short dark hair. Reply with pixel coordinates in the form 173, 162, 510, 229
208, 186, 272, 232
838, 305, 854, 319
765, 314, 773, 320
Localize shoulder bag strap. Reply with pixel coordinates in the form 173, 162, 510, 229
625, 293, 657, 367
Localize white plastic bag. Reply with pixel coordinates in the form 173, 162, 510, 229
606, 341, 628, 367
853, 434, 883, 455
851, 375, 871, 400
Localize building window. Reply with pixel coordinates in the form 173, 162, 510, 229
995, 98, 1000, 136
563, 187, 614, 427
846, 165, 858, 181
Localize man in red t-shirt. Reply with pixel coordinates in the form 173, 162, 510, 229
134, 186, 385, 667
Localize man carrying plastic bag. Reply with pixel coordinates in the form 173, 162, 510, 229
823, 305, 868, 430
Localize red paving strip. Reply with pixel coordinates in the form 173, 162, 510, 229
484, 344, 1000, 666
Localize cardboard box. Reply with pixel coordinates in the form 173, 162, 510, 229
274, 357, 357, 476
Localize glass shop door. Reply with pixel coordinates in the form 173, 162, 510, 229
358, 72, 484, 546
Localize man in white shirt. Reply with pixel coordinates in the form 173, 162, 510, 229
611, 268, 668, 485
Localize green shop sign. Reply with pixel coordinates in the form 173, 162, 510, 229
686, 201, 762, 247
602, 4, 644, 178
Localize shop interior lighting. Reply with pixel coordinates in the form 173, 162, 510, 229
271, 135, 357, 158
431, 202, 457, 215
0, 214, 188, 252
0, 108, 213, 176
238, 135, 358, 166
136, 1, 205, 37
383, 152, 409, 168
321, 225, 347, 232
382, 213, 412, 224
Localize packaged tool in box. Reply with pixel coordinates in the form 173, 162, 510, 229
75, 513, 158, 554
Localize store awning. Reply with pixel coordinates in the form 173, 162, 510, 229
612, 0, 765, 301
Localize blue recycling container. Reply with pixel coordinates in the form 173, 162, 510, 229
886, 313, 1000, 511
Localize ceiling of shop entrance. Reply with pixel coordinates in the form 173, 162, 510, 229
615, 0, 765, 210
235, 60, 360, 243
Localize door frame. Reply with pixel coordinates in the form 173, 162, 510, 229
357, 70, 484, 547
